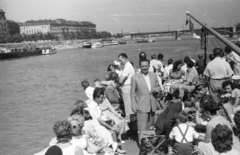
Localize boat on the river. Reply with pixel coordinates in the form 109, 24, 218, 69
41, 48, 57, 55
91, 42, 104, 48
137, 38, 148, 43
147, 37, 156, 42
111, 40, 119, 45
82, 41, 92, 48
103, 42, 112, 46
118, 40, 127, 44
0, 48, 42, 60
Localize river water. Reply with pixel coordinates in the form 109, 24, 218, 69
0, 37, 224, 155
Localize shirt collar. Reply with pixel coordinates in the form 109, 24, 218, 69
124, 61, 129, 67
141, 72, 149, 76
182, 102, 185, 111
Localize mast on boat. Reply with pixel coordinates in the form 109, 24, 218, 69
186, 11, 240, 68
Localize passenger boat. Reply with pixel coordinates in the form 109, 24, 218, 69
103, 42, 112, 46
111, 40, 119, 45
118, 40, 127, 44
91, 42, 104, 48
41, 48, 57, 55
147, 38, 156, 42
137, 38, 148, 43
0, 48, 42, 60
82, 41, 92, 48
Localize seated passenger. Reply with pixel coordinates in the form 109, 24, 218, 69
169, 111, 199, 155
222, 80, 240, 115
162, 60, 185, 95
197, 95, 240, 155
163, 59, 173, 79
88, 88, 126, 146
169, 60, 185, 81
171, 59, 198, 99
107, 64, 122, 78
155, 91, 195, 136
70, 100, 125, 154
34, 120, 83, 155
49, 115, 107, 155
233, 110, 240, 140
105, 72, 122, 111
181, 56, 196, 72
94, 79, 102, 88
211, 124, 240, 155
81, 80, 95, 101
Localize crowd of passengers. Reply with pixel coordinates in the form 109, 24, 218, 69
34, 44, 240, 155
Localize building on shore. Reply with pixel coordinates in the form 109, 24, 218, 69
0, 9, 9, 36
7, 20, 20, 35
20, 19, 96, 37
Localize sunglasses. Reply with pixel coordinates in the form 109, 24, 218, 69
72, 124, 84, 129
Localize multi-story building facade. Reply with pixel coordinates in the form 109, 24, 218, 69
20, 19, 96, 37
0, 9, 8, 36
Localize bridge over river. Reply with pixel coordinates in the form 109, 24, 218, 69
123, 26, 240, 40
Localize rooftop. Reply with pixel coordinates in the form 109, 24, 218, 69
21, 19, 96, 27
0, 9, 5, 13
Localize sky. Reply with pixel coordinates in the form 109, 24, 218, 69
0, 0, 240, 33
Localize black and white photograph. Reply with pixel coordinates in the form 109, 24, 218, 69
0, 0, 240, 155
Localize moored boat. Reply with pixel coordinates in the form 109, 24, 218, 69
91, 42, 104, 48
111, 40, 119, 45
103, 42, 112, 46
147, 37, 156, 42
82, 41, 92, 48
0, 48, 42, 60
137, 38, 148, 43
41, 48, 57, 55
118, 40, 127, 44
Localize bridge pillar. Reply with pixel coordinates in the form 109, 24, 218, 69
229, 26, 236, 38
175, 31, 181, 40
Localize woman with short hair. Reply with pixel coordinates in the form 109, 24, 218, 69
169, 60, 185, 80
89, 88, 126, 142
197, 95, 240, 155
211, 124, 239, 155
34, 120, 83, 155
233, 110, 240, 140
224, 46, 240, 76
170, 59, 199, 99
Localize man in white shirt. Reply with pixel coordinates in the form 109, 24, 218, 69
164, 59, 173, 79
150, 54, 162, 71
118, 53, 135, 120
204, 48, 234, 102
81, 80, 95, 100
157, 53, 165, 74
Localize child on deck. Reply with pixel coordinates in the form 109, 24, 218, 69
169, 111, 199, 155
195, 54, 205, 79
